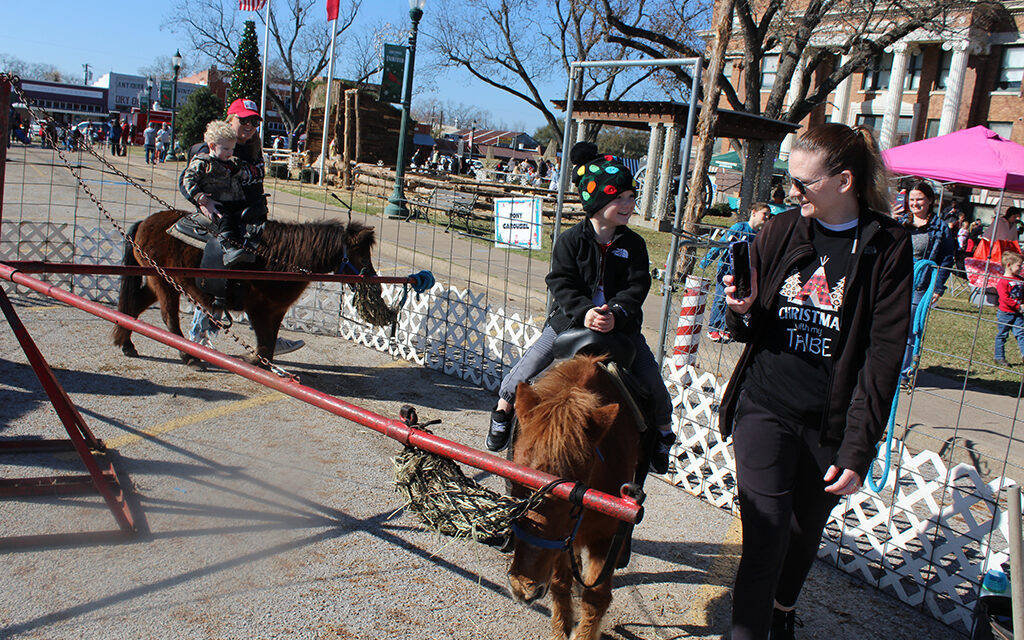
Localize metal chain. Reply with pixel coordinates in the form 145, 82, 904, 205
4, 73, 295, 379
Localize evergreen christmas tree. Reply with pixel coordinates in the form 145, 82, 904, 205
830, 277, 846, 309
226, 20, 263, 111
780, 270, 802, 299
176, 87, 225, 150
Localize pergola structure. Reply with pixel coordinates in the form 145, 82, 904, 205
555, 99, 799, 223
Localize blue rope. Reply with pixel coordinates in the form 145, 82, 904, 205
866, 258, 938, 493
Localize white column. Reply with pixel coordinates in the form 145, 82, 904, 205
831, 54, 853, 124
779, 56, 806, 158
878, 42, 910, 150
938, 40, 972, 136
640, 123, 664, 221
575, 119, 587, 143
653, 122, 678, 222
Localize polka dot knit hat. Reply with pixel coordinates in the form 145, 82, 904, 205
570, 141, 638, 216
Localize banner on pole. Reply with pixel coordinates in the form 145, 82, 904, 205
326, 0, 339, 20
380, 44, 407, 104
494, 198, 543, 250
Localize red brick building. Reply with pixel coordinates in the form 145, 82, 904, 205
716, 2, 1024, 152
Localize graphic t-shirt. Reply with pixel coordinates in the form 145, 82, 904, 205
743, 220, 858, 422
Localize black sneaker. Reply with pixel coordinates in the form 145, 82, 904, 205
486, 409, 513, 451
649, 430, 676, 474
769, 608, 803, 640
995, 358, 1011, 367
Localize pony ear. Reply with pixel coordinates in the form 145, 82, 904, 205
589, 403, 619, 441
352, 226, 376, 249
514, 382, 540, 417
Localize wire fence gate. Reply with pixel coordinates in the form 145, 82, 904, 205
4, 71, 1024, 635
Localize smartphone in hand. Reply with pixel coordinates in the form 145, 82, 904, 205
730, 240, 752, 299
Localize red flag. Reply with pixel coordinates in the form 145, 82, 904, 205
326, 0, 339, 20
240, 0, 268, 10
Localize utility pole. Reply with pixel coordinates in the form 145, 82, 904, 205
82, 63, 92, 86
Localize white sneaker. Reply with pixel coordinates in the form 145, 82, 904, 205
275, 337, 306, 355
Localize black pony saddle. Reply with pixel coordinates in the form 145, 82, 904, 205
551, 328, 650, 432
167, 212, 260, 310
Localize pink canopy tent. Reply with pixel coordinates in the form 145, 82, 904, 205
882, 125, 1024, 193
883, 126, 1024, 292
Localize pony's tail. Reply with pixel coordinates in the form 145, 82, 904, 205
112, 221, 143, 347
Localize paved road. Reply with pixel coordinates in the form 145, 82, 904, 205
0, 294, 959, 639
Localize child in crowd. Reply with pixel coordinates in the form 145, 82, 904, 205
485, 142, 676, 473
180, 120, 253, 267
994, 250, 1024, 367
699, 202, 771, 343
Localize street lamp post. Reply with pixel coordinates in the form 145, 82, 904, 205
144, 77, 153, 128
170, 50, 181, 160
384, 0, 426, 220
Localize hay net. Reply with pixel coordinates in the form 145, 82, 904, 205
392, 444, 551, 548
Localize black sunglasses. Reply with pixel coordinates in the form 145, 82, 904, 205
239, 116, 261, 126
787, 173, 827, 195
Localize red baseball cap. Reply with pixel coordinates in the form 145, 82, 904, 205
227, 98, 261, 119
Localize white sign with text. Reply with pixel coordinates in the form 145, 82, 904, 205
494, 197, 542, 250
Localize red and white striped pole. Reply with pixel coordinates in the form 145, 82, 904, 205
669, 275, 710, 386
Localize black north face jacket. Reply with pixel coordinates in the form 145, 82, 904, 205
545, 219, 651, 336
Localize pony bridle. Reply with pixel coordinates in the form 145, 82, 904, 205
510, 480, 645, 589
335, 243, 372, 277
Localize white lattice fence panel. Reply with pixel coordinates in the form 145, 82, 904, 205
74, 226, 122, 304
283, 281, 343, 336
0, 222, 74, 293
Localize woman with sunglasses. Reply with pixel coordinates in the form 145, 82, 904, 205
178, 99, 305, 356
718, 123, 912, 640
895, 181, 956, 385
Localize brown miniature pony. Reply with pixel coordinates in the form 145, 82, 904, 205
508, 354, 640, 640
112, 209, 380, 368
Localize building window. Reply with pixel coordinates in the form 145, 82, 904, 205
988, 121, 1013, 138
855, 114, 881, 133
861, 53, 893, 91
904, 53, 921, 91
935, 50, 951, 90
761, 53, 779, 89
894, 116, 915, 146
997, 45, 1024, 91
926, 118, 941, 138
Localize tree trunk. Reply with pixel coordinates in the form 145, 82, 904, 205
678, 0, 735, 280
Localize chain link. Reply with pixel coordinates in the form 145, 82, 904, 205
4, 72, 296, 379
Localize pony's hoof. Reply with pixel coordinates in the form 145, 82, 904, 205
121, 344, 139, 358
185, 358, 207, 371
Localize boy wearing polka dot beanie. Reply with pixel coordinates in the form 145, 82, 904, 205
486, 142, 676, 474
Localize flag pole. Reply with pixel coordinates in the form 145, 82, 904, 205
258, 0, 272, 145
318, 17, 338, 187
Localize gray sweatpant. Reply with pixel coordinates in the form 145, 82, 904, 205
498, 325, 673, 428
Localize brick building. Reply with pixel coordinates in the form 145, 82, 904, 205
716, 1, 1024, 154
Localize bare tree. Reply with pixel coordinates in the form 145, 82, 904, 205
411, 97, 495, 131
165, 0, 361, 136
344, 20, 407, 85
138, 55, 194, 82
0, 54, 67, 83
594, 0, 976, 203
427, 0, 679, 148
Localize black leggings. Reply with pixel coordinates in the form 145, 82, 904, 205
730, 391, 840, 640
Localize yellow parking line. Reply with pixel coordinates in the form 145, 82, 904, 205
680, 514, 743, 626
22, 304, 64, 311
105, 392, 286, 449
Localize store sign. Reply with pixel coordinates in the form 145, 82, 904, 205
494, 198, 542, 250
380, 44, 407, 104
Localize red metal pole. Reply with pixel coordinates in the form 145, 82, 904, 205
0, 264, 643, 524
2, 262, 420, 285
0, 76, 10, 235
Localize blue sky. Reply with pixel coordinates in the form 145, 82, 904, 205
0, 0, 556, 132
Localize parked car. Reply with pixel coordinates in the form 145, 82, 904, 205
28, 122, 42, 138
74, 121, 107, 142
